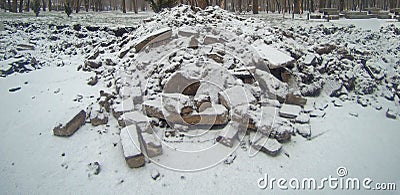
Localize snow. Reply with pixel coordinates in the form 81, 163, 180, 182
0, 7, 400, 194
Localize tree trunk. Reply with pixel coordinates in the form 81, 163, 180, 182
76, 0, 80, 12
41, 0, 45, 10
12, 0, 17, 12
25, 0, 29, 11
18, 0, 23, 12
84, 0, 88, 11
252, 0, 258, 13
238, 0, 242, 12
48, 0, 51, 11
132, 0, 137, 13
294, 0, 300, 13
122, 0, 126, 13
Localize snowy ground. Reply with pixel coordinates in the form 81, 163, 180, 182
0, 9, 400, 194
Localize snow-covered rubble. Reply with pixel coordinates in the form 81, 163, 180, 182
61, 5, 400, 169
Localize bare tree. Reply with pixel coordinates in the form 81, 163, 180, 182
18, 0, 23, 12
41, 0, 46, 10
122, 0, 126, 12
253, 0, 258, 13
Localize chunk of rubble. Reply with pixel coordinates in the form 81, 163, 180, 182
112, 98, 135, 119
120, 125, 145, 168
218, 86, 257, 110
271, 123, 293, 142
188, 36, 199, 49
138, 132, 163, 158
90, 110, 108, 126
119, 111, 151, 132
386, 109, 397, 119
252, 39, 295, 70
285, 93, 307, 106
131, 87, 143, 104
134, 27, 172, 53
323, 78, 342, 97
161, 93, 193, 115
143, 98, 165, 120
203, 35, 223, 45
53, 110, 86, 137
303, 54, 318, 65
252, 137, 282, 156
279, 104, 301, 119
181, 104, 229, 125
194, 95, 212, 112
296, 124, 311, 138
254, 69, 288, 101
163, 71, 200, 95
178, 27, 198, 37
295, 113, 310, 124
314, 44, 336, 55
216, 122, 239, 148
310, 110, 326, 118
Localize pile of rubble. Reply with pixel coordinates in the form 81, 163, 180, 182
51, 5, 400, 169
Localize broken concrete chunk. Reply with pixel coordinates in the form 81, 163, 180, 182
178, 27, 198, 37
189, 104, 228, 125
207, 53, 224, 63
254, 69, 288, 101
303, 54, 317, 66
142, 98, 165, 120
85, 60, 102, 69
163, 71, 200, 95
323, 78, 342, 97
203, 35, 222, 45
285, 93, 307, 106
310, 110, 326, 118
90, 111, 108, 126
131, 87, 143, 104
296, 124, 311, 138
119, 111, 151, 132
295, 113, 310, 124
53, 110, 86, 137
314, 44, 336, 55
138, 132, 163, 158
218, 86, 257, 110
135, 27, 172, 53
216, 122, 239, 148
252, 137, 282, 156
252, 39, 295, 69
161, 93, 193, 115
120, 125, 145, 168
194, 95, 212, 112
279, 104, 301, 119
188, 36, 199, 49
112, 98, 135, 119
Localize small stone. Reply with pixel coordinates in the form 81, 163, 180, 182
333, 99, 343, 107
9, 87, 21, 92
252, 137, 282, 156
310, 110, 326, 118
87, 162, 101, 177
151, 169, 161, 180
349, 112, 358, 118
386, 109, 397, 119
296, 124, 311, 138
223, 153, 237, 165
357, 97, 369, 107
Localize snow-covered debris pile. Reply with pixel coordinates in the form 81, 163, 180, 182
68, 5, 400, 169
